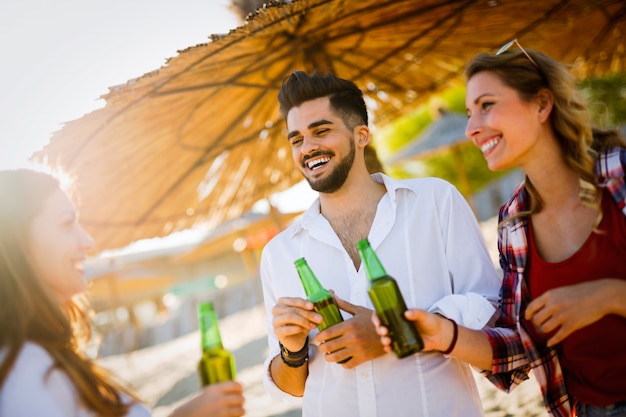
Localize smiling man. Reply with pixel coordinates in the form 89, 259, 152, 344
259, 70, 502, 417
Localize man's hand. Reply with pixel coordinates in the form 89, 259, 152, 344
314, 294, 386, 368
272, 296, 321, 351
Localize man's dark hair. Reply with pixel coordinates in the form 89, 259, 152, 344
278, 70, 368, 129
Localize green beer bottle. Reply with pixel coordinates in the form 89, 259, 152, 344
294, 257, 351, 364
294, 257, 343, 331
197, 301, 236, 386
356, 238, 424, 358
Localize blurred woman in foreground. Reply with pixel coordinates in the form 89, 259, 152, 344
0, 168, 246, 417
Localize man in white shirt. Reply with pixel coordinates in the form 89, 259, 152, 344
260, 70, 501, 417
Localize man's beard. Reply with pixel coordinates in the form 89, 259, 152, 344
304, 137, 355, 194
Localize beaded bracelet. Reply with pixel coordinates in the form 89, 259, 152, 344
441, 317, 458, 355
279, 336, 309, 368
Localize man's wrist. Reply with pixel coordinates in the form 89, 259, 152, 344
279, 336, 309, 368
440, 317, 458, 355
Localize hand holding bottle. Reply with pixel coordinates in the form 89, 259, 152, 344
371, 308, 456, 354
294, 258, 345, 332
315, 293, 387, 368
272, 296, 321, 353
357, 239, 424, 358
169, 380, 245, 417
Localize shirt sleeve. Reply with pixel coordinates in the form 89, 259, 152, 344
429, 183, 502, 329
0, 344, 81, 417
429, 293, 495, 329
481, 326, 531, 392
259, 247, 305, 404
1, 344, 152, 417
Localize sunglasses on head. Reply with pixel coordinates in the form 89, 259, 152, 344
496, 39, 539, 68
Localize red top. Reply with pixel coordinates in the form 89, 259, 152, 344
528, 188, 626, 406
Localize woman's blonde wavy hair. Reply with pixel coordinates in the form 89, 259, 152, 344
0, 169, 140, 416
465, 47, 625, 226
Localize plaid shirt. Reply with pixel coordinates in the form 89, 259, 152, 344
482, 147, 626, 417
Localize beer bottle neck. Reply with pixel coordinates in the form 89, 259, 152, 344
356, 239, 387, 281
295, 258, 325, 297
198, 303, 224, 350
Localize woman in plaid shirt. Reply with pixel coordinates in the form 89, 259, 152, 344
374, 44, 626, 417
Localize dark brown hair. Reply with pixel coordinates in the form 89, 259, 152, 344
278, 70, 369, 130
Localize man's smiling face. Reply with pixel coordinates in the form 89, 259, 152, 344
287, 96, 356, 194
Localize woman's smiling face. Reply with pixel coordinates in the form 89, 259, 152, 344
27, 187, 94, 303
465, 71, 543, 172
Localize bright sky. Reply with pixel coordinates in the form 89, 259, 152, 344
0, 0, 241, 170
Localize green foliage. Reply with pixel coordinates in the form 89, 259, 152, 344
420, 144, 509, 195
378, 106, 432, 158
387, 142, 508, 199
376, 85, 467, 159
579, 72, 626, 127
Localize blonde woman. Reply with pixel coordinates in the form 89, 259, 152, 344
374, 44, 626, 417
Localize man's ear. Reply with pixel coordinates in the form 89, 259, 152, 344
356, 125, 370, 148
537, 88, 554, 123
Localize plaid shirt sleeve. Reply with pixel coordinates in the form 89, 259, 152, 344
597, 147, 626, 214
480, 187, 531, 391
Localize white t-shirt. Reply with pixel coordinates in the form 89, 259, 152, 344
0, 342, 151, 417
261, 174, 502, 417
